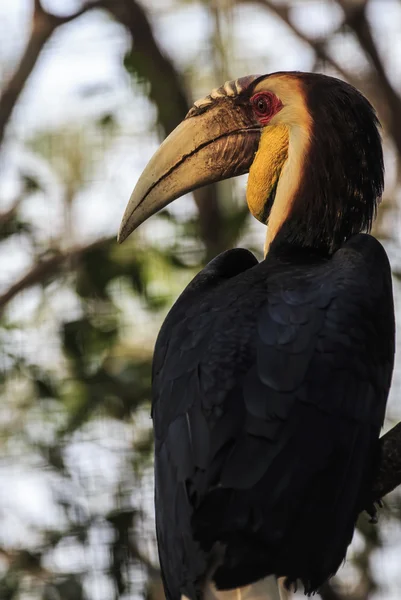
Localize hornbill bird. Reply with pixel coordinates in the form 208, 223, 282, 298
118, 72, 395, 598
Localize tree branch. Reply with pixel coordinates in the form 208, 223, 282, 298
335, 0, 401, 157
239, 0, 353, 82
103, 0, 225, 260
2, 238, 401, 510
0, 237, 111, 315
0, 0, 105, 151
1, 0, 401, 545
47, 1, 106, 26
371, 422, 401, 500
238, 0, 401, 165
130, 539, 160, 580
0, 197, 22, 231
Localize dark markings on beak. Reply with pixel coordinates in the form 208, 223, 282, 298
118, 95, 262, 243
135, 127, 261, 214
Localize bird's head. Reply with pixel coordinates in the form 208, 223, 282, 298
118, 72, 383, 254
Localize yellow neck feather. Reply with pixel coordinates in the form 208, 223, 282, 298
246, 122, 311, 257
264, 121, 311, 255
246, 125, 289, 224
246, 75, 312, 255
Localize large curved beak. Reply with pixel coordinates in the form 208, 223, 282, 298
118, 101, 261, 243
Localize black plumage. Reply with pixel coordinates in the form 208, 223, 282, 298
269, 74, 384, 253
153, 236, 394, 598
117, 71, 396, 600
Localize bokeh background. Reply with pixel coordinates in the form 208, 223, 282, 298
1, 1, 401, 599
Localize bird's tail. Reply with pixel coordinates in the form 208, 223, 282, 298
202, 576, 288, 600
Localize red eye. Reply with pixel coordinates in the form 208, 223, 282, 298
254, 95, 271, 115
250, 92, 282, 123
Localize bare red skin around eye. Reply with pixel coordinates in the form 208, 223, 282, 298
250, 92, 283, 125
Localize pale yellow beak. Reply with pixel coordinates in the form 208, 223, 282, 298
118, 100, 261, 243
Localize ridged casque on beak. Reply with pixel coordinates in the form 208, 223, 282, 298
118, 77, 262, 243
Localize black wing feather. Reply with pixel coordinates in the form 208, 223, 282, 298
152, 235, 394, 599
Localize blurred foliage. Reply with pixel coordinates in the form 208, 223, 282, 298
0, 1, 401, 599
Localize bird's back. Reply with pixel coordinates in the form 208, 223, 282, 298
152, 235, 394, 599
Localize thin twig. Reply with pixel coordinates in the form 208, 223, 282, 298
238, 0, 353, 81
0, 237, 111, 315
